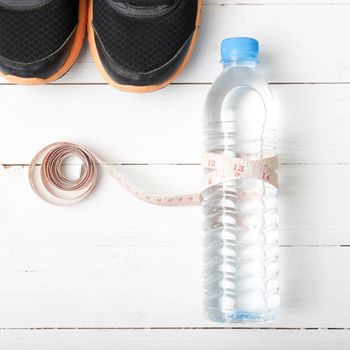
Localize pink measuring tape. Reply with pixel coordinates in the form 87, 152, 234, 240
28, 142, 279, 206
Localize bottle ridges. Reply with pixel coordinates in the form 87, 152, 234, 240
202, 180, 279, 322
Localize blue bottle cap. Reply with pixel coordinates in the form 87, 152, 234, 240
221, 37, 259, 64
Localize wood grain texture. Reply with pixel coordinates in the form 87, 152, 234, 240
1, 84, 350, 164
207, 1, 350, 3
0, 0, 349, 346
1, 329, 350, 350
0, 246, 349, 328
1, 164, 350, 246
0, 4, 347, 84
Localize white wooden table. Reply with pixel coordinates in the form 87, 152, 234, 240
1, 1, 350, 348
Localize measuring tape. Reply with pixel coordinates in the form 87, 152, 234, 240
28, 142, 278, 206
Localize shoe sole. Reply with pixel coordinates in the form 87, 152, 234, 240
88, 0, 203, 93
0, 0, 87, 85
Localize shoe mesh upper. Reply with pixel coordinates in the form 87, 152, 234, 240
125, 1, 174, 5
0, 0, 79, 63
93, 0, 198, 73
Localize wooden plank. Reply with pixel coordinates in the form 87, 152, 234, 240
57, 4, 350, 84
1, 163, 350, 246
1, 329, 350, 350
0, 4, 348, 85
207, 1, 350, 3
0, 246, 349, 328
1, 84, 350, 164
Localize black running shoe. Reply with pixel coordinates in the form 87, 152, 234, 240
88, 0, 202, 92
0, 0, 87, 85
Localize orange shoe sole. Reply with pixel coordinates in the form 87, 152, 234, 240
0, 0, 87, 85
87, 0, 203, 93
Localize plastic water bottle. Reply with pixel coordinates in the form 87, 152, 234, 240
202, 37, 279, 323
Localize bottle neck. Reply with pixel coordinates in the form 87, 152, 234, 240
222, 60, 257, 70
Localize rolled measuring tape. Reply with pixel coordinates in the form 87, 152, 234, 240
28, 142, 278, 206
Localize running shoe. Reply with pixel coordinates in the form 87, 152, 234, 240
0, 0, 87, 85
88, 0, 202, 92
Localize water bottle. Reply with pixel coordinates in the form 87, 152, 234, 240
202, 37, 279, 323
